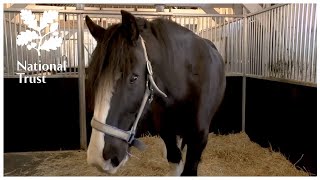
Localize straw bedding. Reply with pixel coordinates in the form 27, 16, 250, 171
4, 132, 309, 176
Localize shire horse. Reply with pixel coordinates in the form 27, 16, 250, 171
85, 10, 226, 176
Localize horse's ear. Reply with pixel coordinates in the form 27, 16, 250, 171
85, 15, 105, 41
120, 10, 139, 43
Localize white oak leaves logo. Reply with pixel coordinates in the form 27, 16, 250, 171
16, 10, 63, 56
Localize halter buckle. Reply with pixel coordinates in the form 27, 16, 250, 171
128, 132, 136, 144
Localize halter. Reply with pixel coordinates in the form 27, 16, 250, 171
90, 36, 167, 151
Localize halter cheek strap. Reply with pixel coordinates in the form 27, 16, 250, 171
90, 35, 167, 151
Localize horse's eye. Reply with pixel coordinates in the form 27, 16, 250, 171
130, 74, 138, 84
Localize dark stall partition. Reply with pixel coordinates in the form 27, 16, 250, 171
245, 77, 317, 175
4, 76, 316, 175
4, 78, 80, 152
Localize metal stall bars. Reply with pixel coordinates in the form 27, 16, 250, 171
245, 3, 317, 86
82, 12, 244, 76
4, 9, 80, 78
171, 13, 244, 76
3, 9, 245, 78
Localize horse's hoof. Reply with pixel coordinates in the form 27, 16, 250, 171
166, 161, 184, 176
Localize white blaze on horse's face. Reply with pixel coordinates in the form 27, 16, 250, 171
87, 71, 127, 174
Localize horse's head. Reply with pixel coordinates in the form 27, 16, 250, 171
85, 11, 149, 174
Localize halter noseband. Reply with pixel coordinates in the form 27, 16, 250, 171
90, 36, 167, 151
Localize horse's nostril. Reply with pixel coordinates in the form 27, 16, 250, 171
111, 157, 120, 167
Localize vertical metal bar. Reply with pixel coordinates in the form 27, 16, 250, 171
276, 7, 280, 78
19, 16, 23, 74
287, 4, 293, 80
230, 21, 233, 73
311, 5, 317, 83
261, 13, 264, 77
30, 13, 34, 76
298, 4, 305, 81
261, 12, 265, 77
234, 19, 237, 73
270, 9, 275, 77
307, 4, 314, 82
67, 14, 71, 75
250, 16, 252, 75
42, 15, 46, 75
282, 5, 287, 79
268, 10, 272, 77
206, 17, 209, 40
275, 7, 279, 77
280, 7, 284, 78
227, 18, 230, 73
285, 4, 291, 79
230, 20, 232, 73
248, 17, 251, 74
257, 14, 260, 76
251, 18, 254, 75
193, 17, 195, 33
306, 4, 313, 82
279, 7, 285, 78
233, 20, 236, 73
14, 12, 18, 76
25, 22, 29, 76
255, 14, 259, 76
201, 17, 204, 38
4, 15, 9, 76
242, 16, 248, 132
86, 15, 89, 69
266, 10, 271, 77
303, 4, 310, 82
224, 17, 228, 72
273, 8, 277, 77
252, 16, 255, 75
213, 17, 216, 43
256, 15, 260, 76
74, 14, 77, 74
77, 5, 87, 150
263, 11, 267, 77
254, 15, 258, 75
265, 11, 268, 77
294, 4, 300, 80
239, 18, 243, 74
210, 17, 212, 42
259, 13, 263, 76
292, 4, 297, 80
235, 19, 238, 73
63, 13, 67, 75
8, 13, 14, 76
284, 5, 289, 79
217, 17, 220, 52
219, 17, 222, 56
36, 13, 40, 75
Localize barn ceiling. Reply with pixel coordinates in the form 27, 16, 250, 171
4, 3, 272, 14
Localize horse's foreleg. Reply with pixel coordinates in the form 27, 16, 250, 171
181, 129, 208, 176
160, 132, 183, 176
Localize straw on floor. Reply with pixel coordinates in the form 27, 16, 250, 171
5, 132, 309, 176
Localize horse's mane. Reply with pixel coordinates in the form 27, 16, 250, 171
86, 23, 134, 110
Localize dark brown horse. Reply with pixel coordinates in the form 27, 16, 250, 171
85, 10, 226, 176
